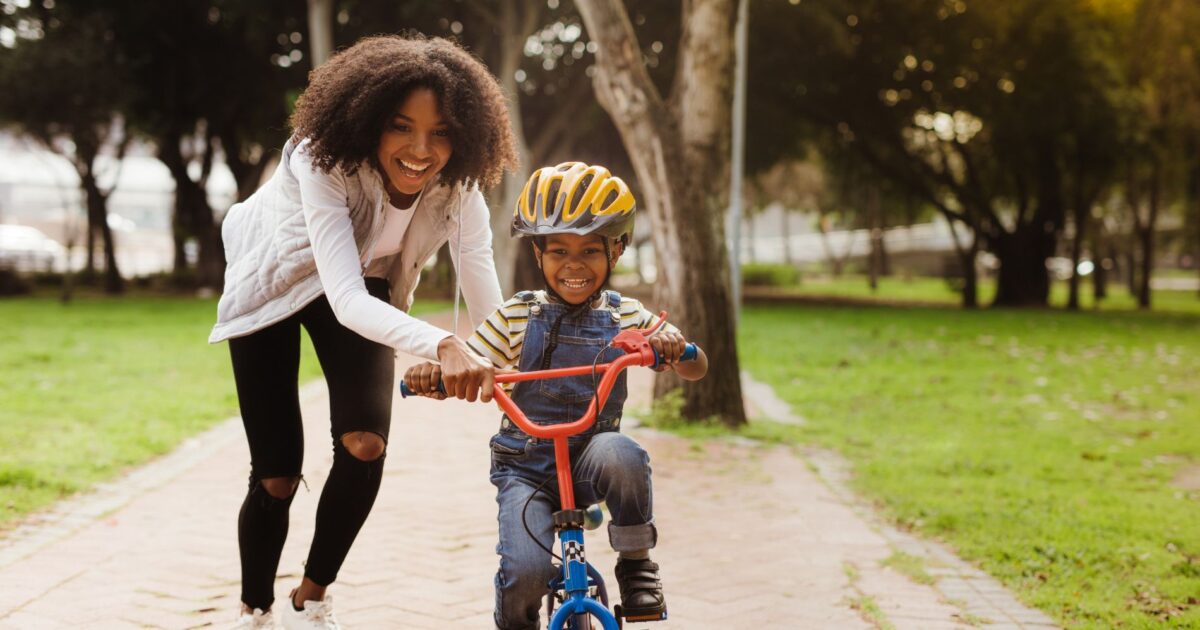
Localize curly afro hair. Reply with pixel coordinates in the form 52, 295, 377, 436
290, 34, 518, 190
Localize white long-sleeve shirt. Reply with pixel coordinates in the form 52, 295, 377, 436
289, 141, 502, 359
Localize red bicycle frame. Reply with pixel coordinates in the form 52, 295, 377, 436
488, 314, 669, 511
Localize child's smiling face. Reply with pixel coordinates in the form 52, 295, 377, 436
535, 233, 622, 304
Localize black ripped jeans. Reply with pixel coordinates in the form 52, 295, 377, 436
228, 278, 395, 611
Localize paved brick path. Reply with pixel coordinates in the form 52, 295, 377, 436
0, 314, 1058, 629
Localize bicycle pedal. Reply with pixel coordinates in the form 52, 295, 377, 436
614, 604, 668, 623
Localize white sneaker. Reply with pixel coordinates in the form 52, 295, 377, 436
233, 607, 275, 629
280, 593, 340, 630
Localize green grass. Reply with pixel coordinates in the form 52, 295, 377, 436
848, 594, 894, 630
764, 275, 1200, 313
0, 293, 449, 532
881, 551, 936, 586
736, 302, 1200, 628
842, 560, 896, 630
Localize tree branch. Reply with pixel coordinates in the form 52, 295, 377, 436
576, 0, 670, 132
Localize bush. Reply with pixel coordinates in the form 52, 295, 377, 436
129, 269, 201, 291
641, 388, 726, 430
741, 263, 801, 287
643, 389, 686, 429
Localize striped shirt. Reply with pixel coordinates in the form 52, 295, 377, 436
467, 290, 678, 371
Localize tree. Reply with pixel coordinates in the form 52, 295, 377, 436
751, 0, 1127, 308
577, 0, 746, 425
0, 8, 129, 293
1113, 0, 1200, 308
111, 0, 308, 288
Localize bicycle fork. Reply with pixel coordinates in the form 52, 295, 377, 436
548, 511, 619, 630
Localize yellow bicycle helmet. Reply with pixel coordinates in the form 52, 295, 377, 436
511, 161, 636, 244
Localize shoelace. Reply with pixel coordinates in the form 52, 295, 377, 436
235, 609, 272, 629
303, 598, 338, 628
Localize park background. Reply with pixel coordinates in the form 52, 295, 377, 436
1, 1, 1198, 628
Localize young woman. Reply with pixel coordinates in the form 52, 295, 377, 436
209, 34, 518, 629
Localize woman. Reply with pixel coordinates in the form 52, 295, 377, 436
209, 34, 517, 629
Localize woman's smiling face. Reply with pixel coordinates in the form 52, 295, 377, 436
376, 87, 453, 205
536, 233, 622, 304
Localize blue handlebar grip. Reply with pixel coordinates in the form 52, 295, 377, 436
399, 379, 446, 398
652, 343, 700, 369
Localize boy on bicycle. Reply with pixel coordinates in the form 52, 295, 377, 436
404, 162, 708, 629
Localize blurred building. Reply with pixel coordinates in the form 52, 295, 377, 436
0, 132, 237, 275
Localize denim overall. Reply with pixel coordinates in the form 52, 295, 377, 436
489, 291, 657, 630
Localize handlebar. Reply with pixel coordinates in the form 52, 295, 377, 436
398, 313, 699, 511
399, 342, 698, 399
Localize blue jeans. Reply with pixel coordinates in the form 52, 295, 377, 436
491, 431, 657, 630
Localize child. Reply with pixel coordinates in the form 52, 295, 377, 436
404, 162, 708, 629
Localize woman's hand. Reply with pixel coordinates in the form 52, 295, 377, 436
403, 362, 447, 400
647, 330, 687, 371
436, 336, 495, 403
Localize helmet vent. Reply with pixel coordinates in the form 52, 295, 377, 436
570, 174, 594, 216
547, 181, 564, 222
601, 189, 619, 210
525, 176, 539, 217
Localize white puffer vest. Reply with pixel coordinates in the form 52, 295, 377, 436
209, 137, 465, 343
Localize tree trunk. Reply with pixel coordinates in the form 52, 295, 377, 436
1138, 165, 1160, 309
172, 211, 188, 276
578, 0, 746, 426
220, 132, 273, 203
991, 226, 1053, 307
81, 174, 123, 294
879, 229, 890, 275
1138, 224, 1154, 308
83, 219, 97, 281
945, 217, 978, 309
961, 240, 978, 309
70, 137, 114, 290
1193, 154, 1200, 299
1125, 248, 1138, 296
487, 1, 541, 295
1090, 225, 1109, 302
868, 228, 880, 293
1092, 258, 1108, 302
1067, 201, 1087, 311
160, 133, 222, 288
306, 0, 334, 67
993, 154, 1062, 308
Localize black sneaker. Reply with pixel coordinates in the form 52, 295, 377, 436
614, 557, 667, 621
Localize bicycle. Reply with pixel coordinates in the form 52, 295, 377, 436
401, 315, 697, 630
